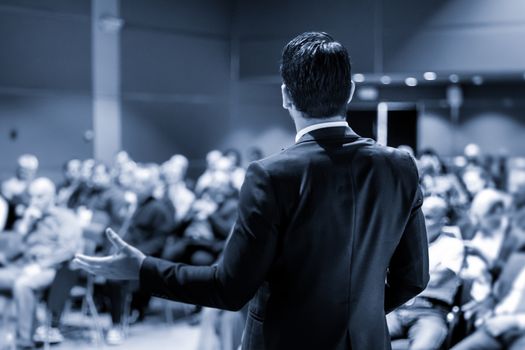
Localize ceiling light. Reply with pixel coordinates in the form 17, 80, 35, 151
405, 77, 418, 87
353, 73, 365, 83
423, 72, 437, 81
472, 75, 483, 85
380, 76, 392, 85
449, 74, 459, 83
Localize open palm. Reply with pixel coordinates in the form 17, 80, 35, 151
73, 228, 146, 280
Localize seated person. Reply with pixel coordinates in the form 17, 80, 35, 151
56, 158, 82, 207
452, 252, 525, 350
223, 148, 246, 192
462, 189, 511, 300
461, 164, 493, 199
508, 170, 525, 251
387, 196, 465, 350
161, 155, 195, 223
66, 159, 96, 209
103, 166, 174, 344
0, 178, 82, 349
1, 154, 39, 230
162, 173, 238, 266
123, 166, 175, 256
71, 162, 113, 233
194, 150, 223, 196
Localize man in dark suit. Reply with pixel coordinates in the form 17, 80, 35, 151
74, 31, 429, 349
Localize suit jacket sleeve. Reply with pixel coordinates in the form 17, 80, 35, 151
385, 159, 430, 314
139, 161, 279, 311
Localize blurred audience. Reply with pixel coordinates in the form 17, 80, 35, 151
0, 177, 82, 349
452, 253, 525, 350
389, 143, 525, 348
3, 142, 525, 348
388, 196, 465, 350
1, 154, 39, 231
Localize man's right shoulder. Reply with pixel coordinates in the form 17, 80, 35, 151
364, 143, 419, 178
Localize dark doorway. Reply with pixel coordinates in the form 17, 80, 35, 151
387, 108, 418, 152
347, 105, 419, 153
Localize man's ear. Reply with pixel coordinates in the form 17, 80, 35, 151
347, 80, 356, 104
281, 84, 293, 110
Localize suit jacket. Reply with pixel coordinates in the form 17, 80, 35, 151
140, 126, 429, 349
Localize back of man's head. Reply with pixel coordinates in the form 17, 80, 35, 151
280, 31, 352, 118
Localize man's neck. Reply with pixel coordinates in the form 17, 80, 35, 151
292, 114, 347, 133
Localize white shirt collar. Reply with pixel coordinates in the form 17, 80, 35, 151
295, 121, 349, 143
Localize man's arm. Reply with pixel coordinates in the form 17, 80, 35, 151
208, 199, 238, 239
385, 185, 430, 314
139, 161, 279, 311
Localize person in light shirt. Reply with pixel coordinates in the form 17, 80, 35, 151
161, 155, 195, 223
194, 150, 223, 196
388, 196, 464, 350
0, 178, 82, 349
452, 252, 525, 350
462, 189, 511, 301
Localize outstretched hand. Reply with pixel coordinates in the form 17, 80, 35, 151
72, 228, 146, 280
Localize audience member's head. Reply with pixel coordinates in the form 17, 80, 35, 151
114, 151, 131, 167
170, 154, 189, 172
215, 157, 234, 173
280, 31, 352, 118
422, 196, 448, 242
80, 159, 96, 182
205, 171, 235, 204
470, 188, 507, 234
418, 149, 444, 176
462, 167, 490, 196
206, 150, 222, 171
130, 166, 158, 201
117, 160, 137, 189
91, 163, 111, 190
464, 143, 482, 165
28, 177, 56, 214
63, 158, 82, 183
162, 154, 189, 185
223, 149, 242, 168
16, 154, 39, 181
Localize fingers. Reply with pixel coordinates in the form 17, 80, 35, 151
106, 228, 127, 251
75, 253, 114, 264
71, 258, 97, 274
72, 254, 115, 276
